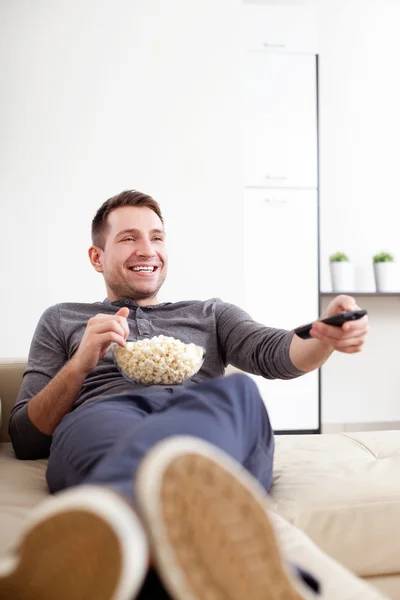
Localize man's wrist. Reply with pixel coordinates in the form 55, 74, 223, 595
68, 355, 91, 379
314, 336, 334, 353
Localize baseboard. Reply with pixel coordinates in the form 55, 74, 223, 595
322, 421, 400, 434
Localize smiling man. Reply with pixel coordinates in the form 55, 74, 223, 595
2, 190, 369, 600
91, 201, 168, 303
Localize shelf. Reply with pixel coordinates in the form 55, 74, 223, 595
320, 292, 400, 297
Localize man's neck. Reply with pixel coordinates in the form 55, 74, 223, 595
106, 294, 160, 307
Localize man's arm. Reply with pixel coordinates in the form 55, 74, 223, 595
215, 300, 303, 379
215, 295, 368, 380
289, 335, 333, 372
26, 359, 88, 436
289, 295, 368, 372
27, 306, 130, 435
10, 305, 130, 459
9, 305, 70, 459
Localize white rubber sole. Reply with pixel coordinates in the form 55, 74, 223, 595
0, 486, 148, 600
136, 436, 314, 600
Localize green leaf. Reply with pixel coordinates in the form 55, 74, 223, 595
373, 252, 395, 263
329, 252, 350, 262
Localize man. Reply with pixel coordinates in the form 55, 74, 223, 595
1, 190, 368, 600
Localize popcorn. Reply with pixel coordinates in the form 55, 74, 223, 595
112, 335, 205, 385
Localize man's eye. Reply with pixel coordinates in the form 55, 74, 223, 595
122, 237, 135, 242
153, 237, 163, 242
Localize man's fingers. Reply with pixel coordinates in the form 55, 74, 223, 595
87, 310, 130, 340
89, 313, 126, 323
89, 308, 129, 322
311, 329, 367, 344
342, 316, 368, 332
115, 308, 130, 338
338, 303, 361, 313
312, 318, 368, 340
312, 326, 368, 342
339, 342, 365, 354
332, 295, 360, 312
310, 327, 367, 351
90, 320, 127, 339
97, 332, 127, 350
333, 335, 367, 350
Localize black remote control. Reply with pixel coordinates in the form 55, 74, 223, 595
294, 309, 368, 340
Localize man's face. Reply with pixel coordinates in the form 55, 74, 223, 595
91, 206, 168, 305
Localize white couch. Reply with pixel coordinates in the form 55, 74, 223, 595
1, 358, 398, 599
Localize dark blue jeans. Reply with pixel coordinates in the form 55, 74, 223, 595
46, 373, 275, 500
46, 373, 320, 595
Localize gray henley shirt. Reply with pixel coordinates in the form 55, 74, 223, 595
9, 297, 303, 459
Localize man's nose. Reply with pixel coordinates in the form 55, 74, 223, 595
136, 239, 155, 257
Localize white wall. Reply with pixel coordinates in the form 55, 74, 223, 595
315, 0, 400, 424
0, 0, 243, 357
317, 0, 400, 292
2, 0, 399, 426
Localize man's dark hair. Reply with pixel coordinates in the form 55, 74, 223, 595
91, 189, 164, 249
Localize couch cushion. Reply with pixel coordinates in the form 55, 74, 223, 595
272, 431, 400, 579
270, 510, 388, 599
0, 442, 389, 599
0, 443, 48, 556
0, 359, 26, 442
365, 575, 400, 600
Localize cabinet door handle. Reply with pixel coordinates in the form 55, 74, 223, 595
264, 198, 287, 204
263, 43, 286, 49
265, 175, 288, 181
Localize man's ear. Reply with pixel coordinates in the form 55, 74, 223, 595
88, 246, 104, 273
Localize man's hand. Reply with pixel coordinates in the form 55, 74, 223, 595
310, 295, 369, 354
71, 307, 130, 375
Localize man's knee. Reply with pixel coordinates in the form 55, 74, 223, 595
219, 373, 265, 411
225, 372, 260, 395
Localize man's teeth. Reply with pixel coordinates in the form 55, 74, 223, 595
131, 266, 155, 272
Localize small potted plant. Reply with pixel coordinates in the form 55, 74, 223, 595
373, 252, 398, 292
329, 252, 354, 292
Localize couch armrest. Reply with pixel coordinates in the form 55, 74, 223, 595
0, 359, 27, 442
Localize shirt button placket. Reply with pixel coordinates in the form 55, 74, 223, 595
136, 308, 150, 338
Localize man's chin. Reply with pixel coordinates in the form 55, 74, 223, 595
125, 283, 161, 302
107, 277, 165, 303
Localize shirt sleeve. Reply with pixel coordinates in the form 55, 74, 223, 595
215, 300, 304, 379
9, 305, 68, 459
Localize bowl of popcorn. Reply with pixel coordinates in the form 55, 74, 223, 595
112, 335, 205, 385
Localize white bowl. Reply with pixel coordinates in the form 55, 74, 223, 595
112, 335, 205, 385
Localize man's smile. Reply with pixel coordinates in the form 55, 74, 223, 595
127, 264, 159, 276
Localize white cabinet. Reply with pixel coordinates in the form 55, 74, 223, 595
242, 6, 320, 431
244, 188, 318, 331
243, 189, 319, 432
242, 52, 318, 189
253, 370, 319, 432
242, 4, 318, 55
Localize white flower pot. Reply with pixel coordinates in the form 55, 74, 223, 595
329, 261, 354, 292
374, 262, 398, 292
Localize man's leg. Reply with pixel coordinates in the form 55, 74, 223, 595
0, 376, 318, 600
0, 486, 149, 600
135, 436, 316, 600
0, 397, 154, 600
46, 394, 151, 494
83, 374, 275, 499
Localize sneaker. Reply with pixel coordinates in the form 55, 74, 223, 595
0, 486, 148, 600
136, 436, 316, 600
